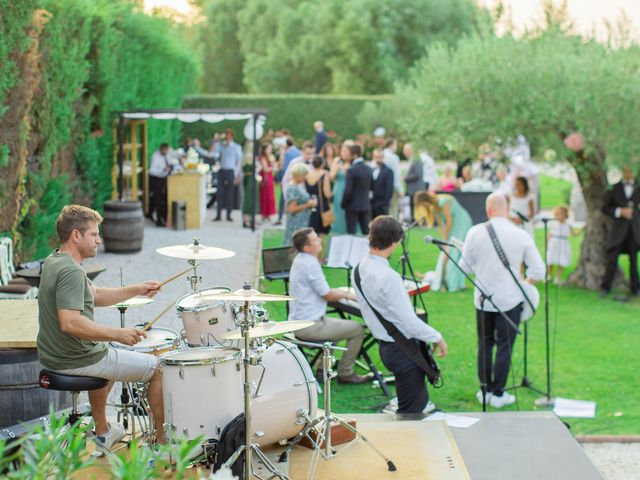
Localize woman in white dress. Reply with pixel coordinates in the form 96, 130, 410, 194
507, 176, 535, 238
547, 205, 583, 283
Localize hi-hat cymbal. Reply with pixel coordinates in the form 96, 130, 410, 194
221, 320, 314, 340
156, 240, 235, 260
113, 296, 154, 308
209, 287, 294, 302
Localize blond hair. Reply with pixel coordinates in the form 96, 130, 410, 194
413, 191, 440, 227
56, 205, 103, 243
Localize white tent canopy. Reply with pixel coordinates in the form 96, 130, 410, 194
122, 112, 266, 124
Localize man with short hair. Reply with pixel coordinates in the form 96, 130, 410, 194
600, 165, 640, 297
213, 128, 243, 222
342, 144, 373, 234
371, 148, 394, 219
353, 216, 448, 419
281, 141, 315, 200
383, 139, 403, 219
37, 205, 164, 452
313, 120, 328, 153
148, 143, 176, 227
289, 228, 369, 384
461, 193, 544, 408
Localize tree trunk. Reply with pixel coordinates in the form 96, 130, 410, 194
567, 153, 622, 290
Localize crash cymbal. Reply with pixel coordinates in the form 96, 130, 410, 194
156, 239, 235, 260
113, 296, 154, 308
208, 287, 294, 302
220, 320, 315, 340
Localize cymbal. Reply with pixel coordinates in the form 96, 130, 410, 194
221, 320, 315, 340
113, 296, 154, 308
208, 287, 294, 302
156, 240, 235, 260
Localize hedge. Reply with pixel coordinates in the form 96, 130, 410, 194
182, 94, 392, 144
0, 1, 197, 260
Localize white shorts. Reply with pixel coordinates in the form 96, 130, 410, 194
55, 347, 158, 383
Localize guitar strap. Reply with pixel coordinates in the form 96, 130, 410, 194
354, 264, 441, 386
485, 222, 536, 313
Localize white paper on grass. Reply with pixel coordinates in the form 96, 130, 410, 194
553, 397, 596, 418
423, 412, 480, 429
325, 235, 370, 269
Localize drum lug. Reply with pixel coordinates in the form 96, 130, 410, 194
236, 359, 241, 371
211, 365, 216, 376
195, 310, 200, 323
179, 367, 184, 379
183, 427, 189, 438
295, 409, 308, 425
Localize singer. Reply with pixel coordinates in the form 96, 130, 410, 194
413, 191, 472, 292
600, 166, 640, 298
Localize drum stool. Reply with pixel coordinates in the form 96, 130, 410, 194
38, 369, 114, 456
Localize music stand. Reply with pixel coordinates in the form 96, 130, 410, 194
262, 246, 295, 315
324, 234, 369, 288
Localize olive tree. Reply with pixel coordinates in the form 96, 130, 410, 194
398, 28, 640, 289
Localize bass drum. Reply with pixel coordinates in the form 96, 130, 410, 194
250, 341, 317, 446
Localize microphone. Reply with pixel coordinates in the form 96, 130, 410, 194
424, 235, 458, 248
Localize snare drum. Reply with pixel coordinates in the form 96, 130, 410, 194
161, 347, 242, 443
250, 341, 317, 446
111, 326, 179, 356
176, 287, 235, 346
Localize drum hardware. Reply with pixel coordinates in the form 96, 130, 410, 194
221, 283, 294, 480
279, 342, 396, 477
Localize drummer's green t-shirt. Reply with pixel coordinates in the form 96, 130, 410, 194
37, 251, 107, 370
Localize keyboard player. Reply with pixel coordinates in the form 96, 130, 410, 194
288, 227, 371, 384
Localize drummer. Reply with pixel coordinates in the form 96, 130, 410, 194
288, 227, 371, 384
36, 205, 164, 453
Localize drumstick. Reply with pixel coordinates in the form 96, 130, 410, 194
142, 302, 175, 332
160, 263, 201, 287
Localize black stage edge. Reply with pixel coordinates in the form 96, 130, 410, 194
452, 412, 604, 480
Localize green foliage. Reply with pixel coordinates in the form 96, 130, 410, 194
0, 0, 34, 119
0, 0, 197, 260
183, 93, 391, 142
198, 0, 487, 94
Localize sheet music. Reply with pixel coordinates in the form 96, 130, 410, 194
325, 235, 369, 269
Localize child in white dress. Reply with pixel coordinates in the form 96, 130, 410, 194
547, 205, 583, 284
508, 176, 535, 238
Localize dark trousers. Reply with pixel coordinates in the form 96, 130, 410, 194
346, 209, 370, 234
372, 205, 388, 219
148, 175, 167, 224
217, 169, 235, 219
601, 232, 639, 292
476, 303, 522, 396
379, 341, 428, 414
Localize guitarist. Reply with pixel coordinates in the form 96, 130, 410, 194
460, 193, 544, 408
353, 216, 448, 420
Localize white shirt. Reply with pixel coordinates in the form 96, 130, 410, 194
460, 217, 545, 312
352, 254, 442, 344
148, 150, 177, 178
421, 152, 438, 187
288, 253, 330, 321
383, 148, 403, 195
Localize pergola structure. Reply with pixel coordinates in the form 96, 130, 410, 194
113, 108, 268, 231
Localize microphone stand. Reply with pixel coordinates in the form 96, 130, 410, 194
431, 243, 521, 412
399, 221, 428, 316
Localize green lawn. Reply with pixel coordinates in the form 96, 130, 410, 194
539, 174, 572, 210
259, 227, 640, 435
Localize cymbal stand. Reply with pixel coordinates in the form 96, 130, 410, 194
187, 259, 202, 292
111, 305, 152, 443
221, 298, 288, 480
280, 342, 396, 479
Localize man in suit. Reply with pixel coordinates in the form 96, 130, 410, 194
600, 166, 640, 297
371, 148, 394, 219
342, 144, 373, 234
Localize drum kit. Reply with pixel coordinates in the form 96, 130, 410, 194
109, 239, 393, 479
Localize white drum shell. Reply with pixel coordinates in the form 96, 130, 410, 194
177, 288, 235, 346
250, 341, 317, 446
161, 347, 242, 443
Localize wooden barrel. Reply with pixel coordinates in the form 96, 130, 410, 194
101, 200, 145, 253
0, 349, 71, 429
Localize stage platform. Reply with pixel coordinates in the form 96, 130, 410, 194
67, 411, 603, 479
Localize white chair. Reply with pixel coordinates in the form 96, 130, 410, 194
0, 244, 37, 299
